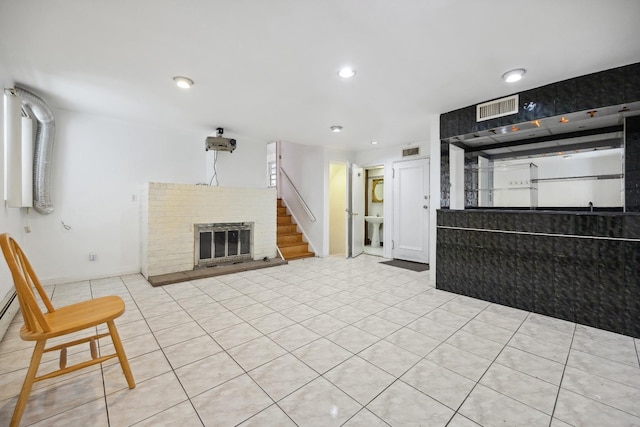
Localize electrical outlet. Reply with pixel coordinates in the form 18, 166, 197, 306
131, 194, 137, 202
89, 253, 97, 261
24, 226, 31, 233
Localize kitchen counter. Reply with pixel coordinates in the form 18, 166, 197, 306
436, 209, 640, 338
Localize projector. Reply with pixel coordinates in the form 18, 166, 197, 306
205, 136, 236, 152
205, 127, 236, 152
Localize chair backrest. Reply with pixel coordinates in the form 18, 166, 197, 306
0, 233, 55, 334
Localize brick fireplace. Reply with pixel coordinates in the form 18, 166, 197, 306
140, 183, 277, 278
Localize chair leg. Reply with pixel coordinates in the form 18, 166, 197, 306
11, 340, 46, 427
107, 320, 135, 389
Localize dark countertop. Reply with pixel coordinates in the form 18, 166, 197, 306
437, 209, 640, 239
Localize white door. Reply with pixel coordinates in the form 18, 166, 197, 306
393, 158, 430, 263
350, 164, 365, 257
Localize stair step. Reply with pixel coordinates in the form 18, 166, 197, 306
278, 241, 308, 248
278, 234, 303, 245
283, 252, 315, 261
276, 199, 314, 261
277, 215, 293, 225
280, 244, 311, 258
278, 224, 298, 234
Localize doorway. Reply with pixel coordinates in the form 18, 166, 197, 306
364, 166, 385, 256
392, 157, 430, 263
329, 162, 347, 256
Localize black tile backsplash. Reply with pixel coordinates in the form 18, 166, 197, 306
436, 209, 640, 338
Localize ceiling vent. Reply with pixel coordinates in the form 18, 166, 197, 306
402, 147, 420, 157
476, 94, 519, 122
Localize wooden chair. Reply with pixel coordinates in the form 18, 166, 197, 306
0, 233, 135, 426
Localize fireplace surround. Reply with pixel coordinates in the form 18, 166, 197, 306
141, 183, 277, 278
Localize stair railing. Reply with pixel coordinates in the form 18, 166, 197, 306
279, 167, 316, 222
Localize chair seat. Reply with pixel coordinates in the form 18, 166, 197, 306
20, 295, 126, 341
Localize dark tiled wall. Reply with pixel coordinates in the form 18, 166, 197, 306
439, 62, 640, 207
436, 210, 640, 338
626, 115, 640, 212
440, 62, 640, 140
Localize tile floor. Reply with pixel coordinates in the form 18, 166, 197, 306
0, 255, 639, 426
363, 245, 384, 257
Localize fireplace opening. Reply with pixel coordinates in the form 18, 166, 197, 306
195, 222, 253, 268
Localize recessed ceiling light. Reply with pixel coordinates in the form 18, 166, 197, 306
173, 76, 194, 89
502, 68, 526, 83
330, 125, 343, 133
338, 67, 356, 78
371, 141, 379, 145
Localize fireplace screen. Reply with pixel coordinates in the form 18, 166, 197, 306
195, 222, 253, 267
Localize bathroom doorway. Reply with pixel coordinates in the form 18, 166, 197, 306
364, 166, 385, 256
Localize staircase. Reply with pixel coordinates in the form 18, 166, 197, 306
277, 199, 315, 260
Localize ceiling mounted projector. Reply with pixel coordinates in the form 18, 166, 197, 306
205, 127, 236, 152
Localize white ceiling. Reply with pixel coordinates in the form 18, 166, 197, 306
1, 0, 639, 151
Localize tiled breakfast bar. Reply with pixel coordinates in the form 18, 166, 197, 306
436, 209, 640, 339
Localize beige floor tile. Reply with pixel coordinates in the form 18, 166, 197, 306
292, 338, 354, 374
561, 366, 640, 417
162, 334, 223, 369
133, 401, 204, 427
480, 363, 559, 414
495, 346, 565, 385
211, 322, 263, 349
358, 340, 421, 377
553, 388, 640, 427
368, 380, 454, 426
238, 404, 297, 426
28, 397, 108, 427
103, 349, 172, 394
352, 315, 402, 338
175, 351, 244, 397
459, 384, 550, 427
268, 324, 321, 351
106, 372, 188, 427
327, 325, 379, 353
325, 356, 395, 405
343, 408, 390, 426
279, 377, 362, 427
248, 312, 296, 334
249, 354, 318, 401
425, 343, 492, 382
227, 336, 287, 371
401, 359, 476, 410
192, 374, 272, 426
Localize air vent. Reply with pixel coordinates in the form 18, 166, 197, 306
402, 147, 420, 157
476, 95, 519, 122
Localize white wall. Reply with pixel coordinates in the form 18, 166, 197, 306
1, 105, 270, 288
206, 132, 269, 188
2, 108, 207, 285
